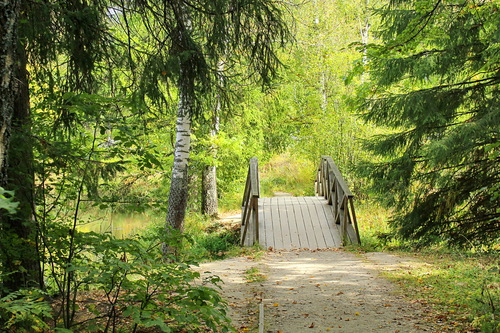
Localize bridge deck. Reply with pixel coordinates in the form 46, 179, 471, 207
257, 196, 343, 250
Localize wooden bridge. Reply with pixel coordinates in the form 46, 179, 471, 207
241, 156, 361, 250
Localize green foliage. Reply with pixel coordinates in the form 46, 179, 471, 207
350, 201, 401, 252
39, 226, 234, 332
0, 289, 52, 332
357, 0, 500, 248
0, 187, 19, 214
263, 0, 372, 181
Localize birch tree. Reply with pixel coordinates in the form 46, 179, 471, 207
126, 0, 291, 232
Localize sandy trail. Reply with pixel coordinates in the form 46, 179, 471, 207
197, 250, 434, 333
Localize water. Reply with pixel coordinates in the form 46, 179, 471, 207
78, 211, 162, 238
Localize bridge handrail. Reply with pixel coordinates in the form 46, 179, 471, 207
241, 157, 260, 246
315, 155, 361, 245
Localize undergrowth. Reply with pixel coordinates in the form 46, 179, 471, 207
380, 249, 500, 332
182, 213, 263, 262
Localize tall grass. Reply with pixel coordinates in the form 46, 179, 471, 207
353, 200, 400, 251
259, 153, 315, 197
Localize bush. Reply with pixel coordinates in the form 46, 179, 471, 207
40, 226, 235, 332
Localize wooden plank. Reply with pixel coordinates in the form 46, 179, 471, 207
257, 196, 344, 250
312, 197, 340, 247
294, 197, 310, 249
279, 198, 293, 249
293, 197, 310, 249
261, 198, 273, 249
325, 205, 343, 246
289, 198, 302, 249
270, 197, 285, 250
258, 198, 266, 247
303, 197, 328, 249
310, 198, 334, 248
284, 197, 301, 249
298, 197, 319, 249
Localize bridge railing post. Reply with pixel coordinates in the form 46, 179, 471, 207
241, 157, 260, 246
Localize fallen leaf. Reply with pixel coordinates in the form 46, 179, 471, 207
273, 303, 279, 307
309, 322, 315, 328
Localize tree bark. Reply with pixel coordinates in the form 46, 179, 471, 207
6, 46, 41, 291
165, 66, 194, 232
201, 64, 221, 218
202, 164, 218, 217
0, 0, 19, 185
165, 1, 198, 234
0, 2, 41, 292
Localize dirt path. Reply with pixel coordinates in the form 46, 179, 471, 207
197, 249, 437, 332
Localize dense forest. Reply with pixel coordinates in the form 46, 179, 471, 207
0, 0, 498, 331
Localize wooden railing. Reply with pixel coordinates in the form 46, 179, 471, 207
315, 156, 361, 245
241, 157, 260, 246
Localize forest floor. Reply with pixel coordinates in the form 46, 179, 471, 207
197, 249, 447, 333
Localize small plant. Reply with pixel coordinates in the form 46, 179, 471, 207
36, 223, 236, 332
244, 267, 266, 283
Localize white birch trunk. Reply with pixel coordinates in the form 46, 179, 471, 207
165, 87, 192, 231
165, 1, 194, 233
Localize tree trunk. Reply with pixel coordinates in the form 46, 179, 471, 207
0, 3, 41, 292
165, 68, 194, 232
202, 164, 218, 217
0, 0, 19, 185
201, 64, 221, 218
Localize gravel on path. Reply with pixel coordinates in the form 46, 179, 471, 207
197, 250, 435, 333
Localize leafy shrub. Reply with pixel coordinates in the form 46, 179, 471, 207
0, 289, 52, 332
41, 226, 234, 332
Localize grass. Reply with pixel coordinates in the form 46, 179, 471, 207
182, 212, 267, 262
243, 266, 267, 283
379, 249, 500, 332
351, 200, 400, 251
